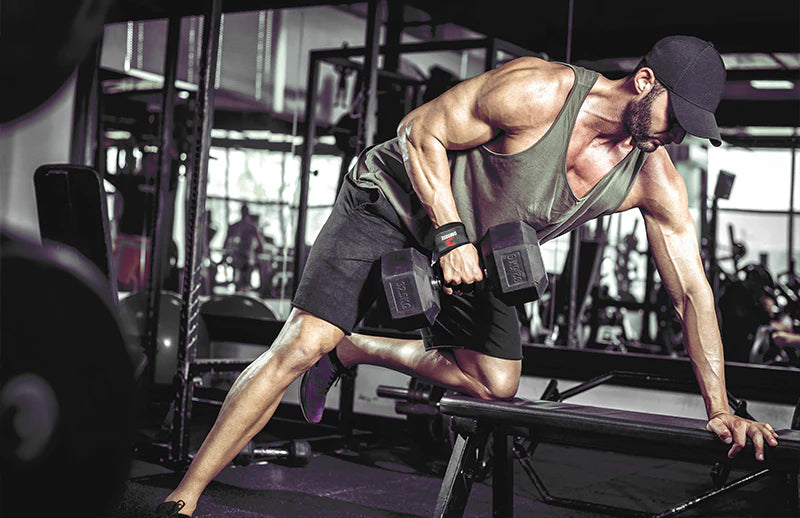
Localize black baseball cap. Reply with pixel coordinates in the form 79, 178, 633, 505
640, 35, 727, 147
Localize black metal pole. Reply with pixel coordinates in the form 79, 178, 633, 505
484, 38, 498, 72
292, 55, 320, 294
710, 195, 720, 300
789, 146, 796, 275
564, 3, 580, 349
70, 40, 102, 166
642, 249, 656, 343
383, 1, 403, 73
567, 230, 582, 348
171, 0, 221, 463
143, 14, 181, 390
492, 432, 514, 517
360, 0, 382, 149
699, 168, 711, 281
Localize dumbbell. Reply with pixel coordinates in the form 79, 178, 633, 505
233, 439, 312, 467
381, 221, 548, 329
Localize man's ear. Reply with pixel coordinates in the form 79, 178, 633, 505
634, 67, 657, 95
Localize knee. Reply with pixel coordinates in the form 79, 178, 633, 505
482, 371, 520, 400
270, 310, 343, 373
282, 339, 328, 373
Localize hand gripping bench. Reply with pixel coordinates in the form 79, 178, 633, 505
432, 395, 800, 518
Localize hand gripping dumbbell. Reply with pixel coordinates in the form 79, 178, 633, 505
381, 221, 548, 329
233, 439, 312, 467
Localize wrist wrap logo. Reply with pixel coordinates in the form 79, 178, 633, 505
434, 222, 469, 256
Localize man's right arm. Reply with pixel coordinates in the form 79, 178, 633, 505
395, 57, 558, 290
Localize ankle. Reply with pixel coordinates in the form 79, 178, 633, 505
330, 346, 354, 370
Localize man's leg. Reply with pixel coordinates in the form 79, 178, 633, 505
307, 333, 521, 405
161, 308, 344, 516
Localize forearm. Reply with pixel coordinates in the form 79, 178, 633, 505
678, 284, 730, 417
398, 121, 460, 228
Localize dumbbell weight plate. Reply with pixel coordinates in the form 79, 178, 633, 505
480, 221, 548, 305
381, 248, 441, 329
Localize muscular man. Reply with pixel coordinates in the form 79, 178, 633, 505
155, 36, 778, 517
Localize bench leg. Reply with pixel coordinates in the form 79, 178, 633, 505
492, 432, 513, 517
434, 422, 489, 518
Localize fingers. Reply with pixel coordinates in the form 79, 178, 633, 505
772, 332, 789, 347
708, 415, 780, 461
751, 431, 765, 461
763, 422, 779, 447
750, 421, 780, 461
706, 417, 733, 445
727, 419, 747, 459
439, 245, 483, 295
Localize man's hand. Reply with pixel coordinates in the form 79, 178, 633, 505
773, 331, 800, 348
439, 244, 483, 295
705, 412, 779, 461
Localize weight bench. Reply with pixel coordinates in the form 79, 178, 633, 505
434, 394, 800, 517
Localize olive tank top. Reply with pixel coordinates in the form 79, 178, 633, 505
351, 63, 648, 249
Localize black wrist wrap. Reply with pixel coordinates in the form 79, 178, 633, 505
434, 222, 470, 257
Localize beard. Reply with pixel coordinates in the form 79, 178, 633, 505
623, 86, 663, 153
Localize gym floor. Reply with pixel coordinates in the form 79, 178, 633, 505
111, 403, 793, 518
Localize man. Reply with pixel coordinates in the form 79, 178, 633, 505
223, 203, 267, 292
156, 36, 778, 517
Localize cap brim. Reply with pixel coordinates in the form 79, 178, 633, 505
670, 92, 722, 147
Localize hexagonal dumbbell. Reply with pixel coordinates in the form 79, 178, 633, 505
381, 221, 548, 329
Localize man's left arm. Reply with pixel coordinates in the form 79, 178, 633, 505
636, 151, 779, 461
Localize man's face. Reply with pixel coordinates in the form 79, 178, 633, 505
623, 85, 686, 152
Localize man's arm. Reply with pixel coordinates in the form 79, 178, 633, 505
635, 150, 779, 460
395, 57, 568, 291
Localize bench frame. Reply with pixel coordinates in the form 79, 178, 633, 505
434, 396, 800, 518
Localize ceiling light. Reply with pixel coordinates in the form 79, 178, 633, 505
750, 79, 795, 90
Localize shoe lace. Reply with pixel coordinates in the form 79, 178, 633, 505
325, 366, 341, 392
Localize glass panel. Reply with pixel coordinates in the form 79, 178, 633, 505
716, 211, 792, 277
708, 147, 795, 212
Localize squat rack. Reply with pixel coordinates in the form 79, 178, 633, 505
135, 0, 545, 466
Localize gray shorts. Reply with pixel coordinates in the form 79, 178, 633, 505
291, 174, 522, 360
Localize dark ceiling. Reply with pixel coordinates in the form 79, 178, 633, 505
403, 0, 800, 62
107, 0, 799, 60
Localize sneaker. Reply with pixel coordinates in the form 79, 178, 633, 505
154, 500, 190, 517
300, 350, 355, 423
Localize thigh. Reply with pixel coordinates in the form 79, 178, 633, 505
292, 176, 415, 335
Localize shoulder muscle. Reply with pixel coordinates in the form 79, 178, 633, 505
398, 57, 574, 151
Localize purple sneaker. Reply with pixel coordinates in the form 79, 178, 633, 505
300, 350, 354, 424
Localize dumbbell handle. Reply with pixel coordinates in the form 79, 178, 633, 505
253, 446, 291, 457
431, 267, 489, 291
377, 385, 414, 400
